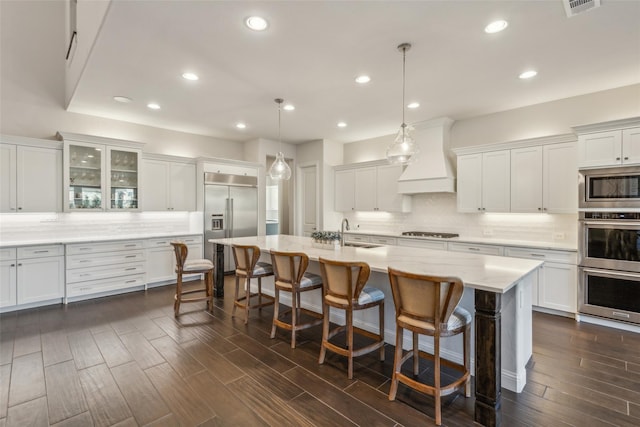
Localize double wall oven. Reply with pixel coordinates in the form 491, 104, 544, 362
578, 211, 640, 324
578, 167, 640, 324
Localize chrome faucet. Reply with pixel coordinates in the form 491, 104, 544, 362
340, 218, 350, 246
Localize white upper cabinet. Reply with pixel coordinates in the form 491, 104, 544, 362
576, 123, 640, 168
334, 161, 411, 213
59, 132, 143, 212
1, 137, 62, 213
142, 156, 196, 211
510, 142, 577, 214
457, 150, 510, 213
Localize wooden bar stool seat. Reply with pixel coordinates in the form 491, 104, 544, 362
387, 267, 471, 426
318, 257, 385, 379
170, 241, 214, 317
231, 244, 275, 324
270, 250, 324, 348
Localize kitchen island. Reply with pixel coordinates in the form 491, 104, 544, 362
209, 234, 542, 427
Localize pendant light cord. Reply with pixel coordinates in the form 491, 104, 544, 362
402, 45, 406, 129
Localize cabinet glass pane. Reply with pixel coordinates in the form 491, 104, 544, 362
69, 144, 102, 209
110, 149, 138, 209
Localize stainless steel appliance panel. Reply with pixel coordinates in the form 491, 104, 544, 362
229, 186, 258, 238
578, 212, 640, 272
578, 267, 640, 324
579, 166, 640, 209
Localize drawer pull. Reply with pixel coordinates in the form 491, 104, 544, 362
79, 260, 91, 263
125, 267, 137, 271
125, 244, 137, 248
468, 247, 480, 251
10, 263, 15, 267
33, 250, 50, 254
156, 241, 167, 245
125, 280, 137, 284
125, 255, 137, 258
78, 248, 92, 251
530, 254, 545, 258
79, 273, 90, 277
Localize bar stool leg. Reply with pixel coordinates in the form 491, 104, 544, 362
245, 277, 251, 324
232, 275, 240, 319
347, 309, 354, 379
319, 304, 329, 364
413, 331, 419, 375
258, 277, 263, 312
271, 288, 280, 339
389, 325, 403, 400
379, 301, 385, 361
174, 273, 182, 317
291, 288, 297, 348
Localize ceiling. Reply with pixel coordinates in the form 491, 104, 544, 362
67, 0, 640, 145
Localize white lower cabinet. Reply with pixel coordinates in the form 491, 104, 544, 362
1, 245, 64, 309
397, 238, 448, 251
448, 242, 504, 256
146, 235, 203, 285
504, 247, 577, 313
66, 240, 146, 300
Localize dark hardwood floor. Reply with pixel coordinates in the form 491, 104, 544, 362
1, 277, 639, 426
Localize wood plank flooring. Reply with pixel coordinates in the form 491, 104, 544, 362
0, 277, 639, 426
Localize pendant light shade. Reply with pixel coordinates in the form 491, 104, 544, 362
386, 43, 418, 164
268, 98, 292, 180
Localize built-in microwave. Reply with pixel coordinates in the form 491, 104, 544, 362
579, 166, 640, 209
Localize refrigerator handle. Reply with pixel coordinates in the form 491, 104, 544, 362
225, 198, 230, 238
229, 198, 234, 237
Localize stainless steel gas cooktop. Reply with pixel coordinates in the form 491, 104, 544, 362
401, 231, 459, 238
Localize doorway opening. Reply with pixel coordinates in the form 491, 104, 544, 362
266, 155, 293, 235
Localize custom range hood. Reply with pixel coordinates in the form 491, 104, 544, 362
397, 117, 456, 194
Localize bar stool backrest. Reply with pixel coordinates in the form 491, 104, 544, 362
232, 244, 261, 275
388, 268, 464, 329
318, 258, 370, 306
270, 250, 309, 287
170, 242, 188, 273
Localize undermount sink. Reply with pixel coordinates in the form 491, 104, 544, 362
343, 242, 382, 249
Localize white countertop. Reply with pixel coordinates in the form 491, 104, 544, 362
0, 231, 202, 248
209, 234, 542, 294
344, 229, 577, 251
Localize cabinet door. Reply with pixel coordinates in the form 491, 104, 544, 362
456, 154, 482, 212
334, 169, 355, 212
141, 159, 170, 211
0, 260, 17, 307
482, 150, 510, 212
17, 146, 62, 212
354, 167, 377, 211
169, 162, 196, 211
622, 127, 640, 165
538, 262, 577, 313
17, 257, 64, 304
0, 144, 17, 212
510, 146, 542, 213
64, 141, 105, 211
107, 147, 140, 210
376, 164, 407, 212
543, 142, 577, 213
578, 131, 622, 168
147, 247, 176, 283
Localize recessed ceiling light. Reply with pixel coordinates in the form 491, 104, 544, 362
182, 72, 199, 81
407, 102, 420, 109
147, 103, 161, 110
485, 20, 508, 34
236, 122, 247, 129
283, 104, 295, 111
337, 122, 347, 128
113, 96, 132, 103
355, 75, 371, 84
245, 16, 268, 31
519, 70, 538, 79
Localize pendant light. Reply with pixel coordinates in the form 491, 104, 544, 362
386, 43, 418, 164
268, 98, 292, 180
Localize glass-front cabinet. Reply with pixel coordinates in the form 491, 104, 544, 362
61, 133, 143, 212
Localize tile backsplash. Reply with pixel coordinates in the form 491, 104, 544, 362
0, 211, 203, 243
344, 193, 577, 244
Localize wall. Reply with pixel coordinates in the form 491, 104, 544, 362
0, 0, 244, 160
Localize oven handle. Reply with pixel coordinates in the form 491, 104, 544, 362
580, 220, 640, 228
581, 268, 640, 280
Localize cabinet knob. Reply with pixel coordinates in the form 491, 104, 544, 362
616, 157, 621, 161
538, 207, 542, 211
10, 264, 15, 267
10, 207, 16, 211
477, 207, 482, 211
624, 157, 629, 160
17, 207, 22, 210
17, 263, 22, 267
543, 207, 547, 211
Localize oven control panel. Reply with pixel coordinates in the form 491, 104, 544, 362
582, 212, 640, 220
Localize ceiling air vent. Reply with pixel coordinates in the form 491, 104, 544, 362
563, 0, 601, 17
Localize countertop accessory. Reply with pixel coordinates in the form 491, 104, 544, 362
268, 98, 292, 180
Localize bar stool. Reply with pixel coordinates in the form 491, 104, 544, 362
231, 244, 275, 324
169, 242, 214, 317
387, 267, 471, 426
318, 257, 385, 379
270, 250, 323, 348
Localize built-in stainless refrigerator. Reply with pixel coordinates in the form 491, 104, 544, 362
204, 172, 258, 273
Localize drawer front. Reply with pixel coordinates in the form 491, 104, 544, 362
448, 242, 503, 256
0, 248, 16, 261
17, 245, 64, 259
148, 235, 202, 248
66, 240, 144, 256
344, 234, 371, 243
397, 238, 448, 251
147, 238, 173, 248
66, 274, 145, 298
504, 247, 577, 264
370, 236, 397, 245
67, 251, 145, 269
67, 262, 146, 284
178, 235, 202, 245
